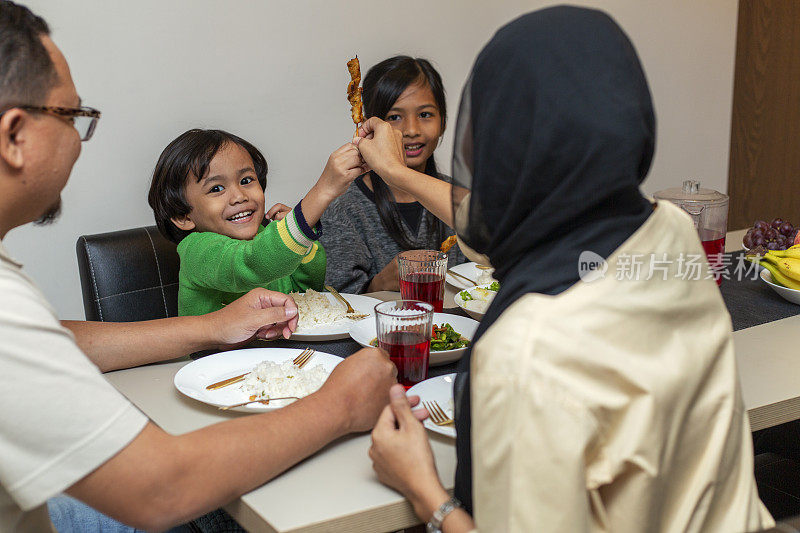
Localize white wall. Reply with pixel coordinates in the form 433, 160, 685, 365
8, 0, 738, 319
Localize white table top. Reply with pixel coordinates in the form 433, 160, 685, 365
104, 228, 800, 531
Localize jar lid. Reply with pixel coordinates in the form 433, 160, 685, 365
652, 180, 729, 206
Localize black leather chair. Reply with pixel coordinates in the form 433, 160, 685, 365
76, 226, 179, 322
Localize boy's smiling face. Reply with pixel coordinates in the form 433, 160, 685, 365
172, 142, 266, 240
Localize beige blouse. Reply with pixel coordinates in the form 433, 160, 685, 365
469, 201, 773, 532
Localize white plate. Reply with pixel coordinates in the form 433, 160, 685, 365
348, 313, 478, 366
407, 373, 457, 438
446, 262, 497, 289
761, 269, 800, 305
174, 347, 343, 413
291, 293, 382, 341
446, 262, 481, 289
453, 283, 498, 320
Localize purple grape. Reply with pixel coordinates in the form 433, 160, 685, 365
754, 220, 770, 232
743, 234, 754, 248
775, 236, 788, 249
753, 235, 766, 246
771, 218, 785, 229
751, 229, 764, 239
767, 240, 782, 250
764, 228, 777, 240
780, 221, 795, 236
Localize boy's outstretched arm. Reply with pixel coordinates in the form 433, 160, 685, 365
300, 142, 367, 226
62, 288, 299, 372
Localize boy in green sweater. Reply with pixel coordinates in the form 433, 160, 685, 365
148, 129, 366, 317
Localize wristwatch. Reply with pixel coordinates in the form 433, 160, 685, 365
426, 497, 461, 533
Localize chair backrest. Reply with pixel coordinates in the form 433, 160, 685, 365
76, 226, 179, 322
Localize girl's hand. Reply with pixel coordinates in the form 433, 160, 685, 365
266, 203, 291, 221
354, 117, 407, 180
369, 384, 449, 520
367, 253, 400, 292
317, 142, 369, 199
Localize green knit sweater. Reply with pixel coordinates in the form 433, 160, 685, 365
176, 208, 326, 316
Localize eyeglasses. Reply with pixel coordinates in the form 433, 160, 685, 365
0, 105, 101, 141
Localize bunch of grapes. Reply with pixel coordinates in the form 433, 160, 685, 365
743, 218, 797, 250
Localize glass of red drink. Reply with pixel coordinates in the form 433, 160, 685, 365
397, 250, 448, 312
374, 300, 434, 389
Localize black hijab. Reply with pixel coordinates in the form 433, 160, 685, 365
451, 6, 656, 512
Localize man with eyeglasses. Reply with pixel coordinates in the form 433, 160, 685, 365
0, 2, 399, 532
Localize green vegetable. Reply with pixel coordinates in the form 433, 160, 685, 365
430, 323, 470, 351
488, 281, 500, 291
459, 290, 474, 301
370, 324, 471, 352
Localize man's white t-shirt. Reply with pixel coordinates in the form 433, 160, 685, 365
0, 241, 148, 532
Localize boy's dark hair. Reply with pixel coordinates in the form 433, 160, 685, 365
362, 56, 447, 249
148, 129, 268, 244
0, 1, 57, 109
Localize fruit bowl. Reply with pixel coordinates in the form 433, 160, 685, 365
760, 269, 800, 305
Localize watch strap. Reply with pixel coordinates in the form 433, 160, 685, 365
426, 497, 461, 533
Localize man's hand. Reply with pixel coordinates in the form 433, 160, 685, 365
354, 117, 406, 180
207, 288, 298, 348
316, 348, 398, 433
266, 203, 291, 221
368, 253, 400, 292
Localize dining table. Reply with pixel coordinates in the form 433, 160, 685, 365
103, 228, 800, 532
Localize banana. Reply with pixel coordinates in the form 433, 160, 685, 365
778, 256, 800, 281
759, 260, 800, 290
767, 247, 800, 259
763, 252, 800, 281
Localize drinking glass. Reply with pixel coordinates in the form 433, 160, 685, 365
374, 300, 434, 389
397, 250, 447, 312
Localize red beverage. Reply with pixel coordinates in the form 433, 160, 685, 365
378, 331, 430, 388
399, 272, 444, 312
701, 235, 726, 285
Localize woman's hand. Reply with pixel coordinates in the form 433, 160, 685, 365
367, 253, 401, 292
369, 384, 450, 521
266, 203, 291, 221
354, 117, 407, 181
207, 288, 299, 348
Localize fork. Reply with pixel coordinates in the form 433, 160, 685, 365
292, 347, 315, 368
424, 400, 454, 426
204, 348, 315, 390
219, 396, 300, 410
324, 285, 369, 319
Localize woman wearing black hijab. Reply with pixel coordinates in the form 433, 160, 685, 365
360, 6, 772, 532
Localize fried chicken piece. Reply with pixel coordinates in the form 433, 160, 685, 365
440, 235, 458, 253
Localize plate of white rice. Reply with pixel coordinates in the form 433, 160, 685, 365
174, 347, 343, 413
289, 289, 382, 341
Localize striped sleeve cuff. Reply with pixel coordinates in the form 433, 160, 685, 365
293, 201, 322, 241
276, 206, 318, 255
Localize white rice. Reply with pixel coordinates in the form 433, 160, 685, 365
462, 287, 497, 314
242, 359, 328, 399
290, 289, 349, 329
